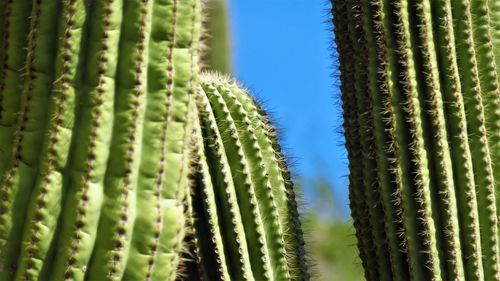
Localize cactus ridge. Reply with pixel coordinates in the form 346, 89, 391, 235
332, 1, 380, 280
332, 0, 500, 279
186, 74, 308, 281
0, 1, 308, 280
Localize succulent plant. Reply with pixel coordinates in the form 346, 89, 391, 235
0, 1, 307, 280
331, 0, 499, 280
202, 0, 231, 74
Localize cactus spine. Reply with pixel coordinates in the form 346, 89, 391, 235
331, 0, 500, 280
0, 1, 307, 280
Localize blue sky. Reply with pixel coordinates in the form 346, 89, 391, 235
227, 0, 349, 216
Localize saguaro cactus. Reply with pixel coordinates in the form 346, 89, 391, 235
0, 1, 307, 280
331, 0, 499, 280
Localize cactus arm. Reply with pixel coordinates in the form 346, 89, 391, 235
10, 1, 87, 280
470, 0, 500, 222
200, 82, 272, 280
345, 2, 394, 280
226, 82, 309, 280
196, 91, 254, 281
0, 1, 62, 279
190, 108, 232, 280
254, 112, 309, 281
81, 1, 152, 280
450, 0, 500, 278
47, 0, 123, 279
331, 2, 378, 280
210, 84, 290, 281
213, 81, 291, 281
0, 1, 32, 173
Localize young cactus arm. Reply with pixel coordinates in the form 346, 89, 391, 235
0, 1, 32, 173
0, 1, 62, 279
223, 81, 309, 280
198, 83, 272, 280
195, 90, 255, 281
189, 108, 232, 280
48, 0, 123, 279
450, 0, 500, 278
82, 0, 152, 280
198, 74, 310, 281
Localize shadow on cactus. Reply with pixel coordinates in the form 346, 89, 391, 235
0, 0, 309, 280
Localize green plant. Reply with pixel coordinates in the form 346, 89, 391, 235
0, 1, 307, 280
331, 0, 499, 280
202, 0, 231, 74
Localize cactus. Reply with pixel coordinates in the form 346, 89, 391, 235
331, 0, 499, 280
201, 0, 232, 74
0, 1, 307, 280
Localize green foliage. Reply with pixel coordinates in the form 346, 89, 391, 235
0, 1, 307, 281
331, 0, 500, 280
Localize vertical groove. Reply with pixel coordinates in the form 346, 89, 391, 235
345, 2, 393, 280
193, 110, 232, 280
195, 95, 252, 280
148, 1, 202, 280
431, 0, 484, 279
13, 0, 87, 280
331, 1, 379, 280
380, 0, 441, 278
408, 0, 465, 278
224, 80, 309, 280
212, 82, 290, 280
201, 82, 273, 280
122, 0, 179, 279
0, 1, 62, 279
0, 1, 32, 174
359, 1, 410, 279
48, 0, 123, 279
470, 0, 500, 224
450, 0, 500, 278
84, 0, 152, 279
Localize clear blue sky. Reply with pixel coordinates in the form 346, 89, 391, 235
227, 0, 349, 216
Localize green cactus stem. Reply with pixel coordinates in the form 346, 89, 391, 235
188, 73, 308, 281
202, 0, 231, 74
331, 0, 499, 280
0, 1, 308, 280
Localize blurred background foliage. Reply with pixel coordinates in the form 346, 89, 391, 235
203, 0, 364, 280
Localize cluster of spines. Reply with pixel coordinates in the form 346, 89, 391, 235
331, 0, 499, 280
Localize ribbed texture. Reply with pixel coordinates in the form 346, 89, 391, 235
0, 1, 201, 280
331, 0, 499, 280
187, 74, 309, 281
0, 2, 308, 280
